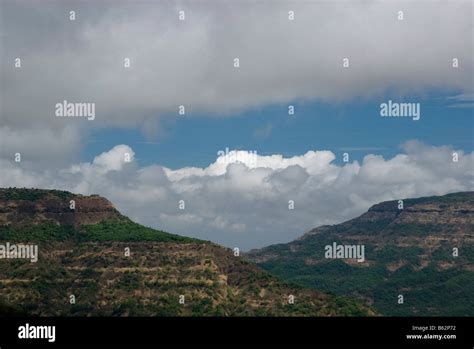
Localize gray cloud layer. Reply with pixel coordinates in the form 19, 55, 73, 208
1, 0, 472, 161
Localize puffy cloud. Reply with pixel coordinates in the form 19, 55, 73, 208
89, 144, 134, 172
0, 141, 472, 250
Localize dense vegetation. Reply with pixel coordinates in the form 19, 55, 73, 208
0, 219, 200, 243
0, 222, 75, 241
0, 187, 74, 201
0, 241, 373, 316
249, 192, 474, 316
80, 219, 200, 243
259, 240, 474, 316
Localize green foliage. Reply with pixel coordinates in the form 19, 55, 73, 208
0, 187, 73, 201
191, 298, 214, 316
252, 192, 474, 316
0, 222, 75, 241
80, 219, 200, 243
117, 272, 141, 290
258, 241, 474, 316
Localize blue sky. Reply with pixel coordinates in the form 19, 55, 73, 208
83, 92, 473, 169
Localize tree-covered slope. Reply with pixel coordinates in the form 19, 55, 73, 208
0, 188, 373, 316
247, 192, 474, 316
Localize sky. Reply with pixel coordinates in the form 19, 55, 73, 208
0, 0, 473, 250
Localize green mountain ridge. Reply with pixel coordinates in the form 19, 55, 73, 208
0, 188, 373, 316
246, 191, 474, 316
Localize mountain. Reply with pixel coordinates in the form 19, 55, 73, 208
246, 192, 474, 316
0, 188, 372, 316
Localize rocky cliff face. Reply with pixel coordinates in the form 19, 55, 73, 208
247, 192, 474, 316
0, 188, 372, 317
0, 188, 123, 227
